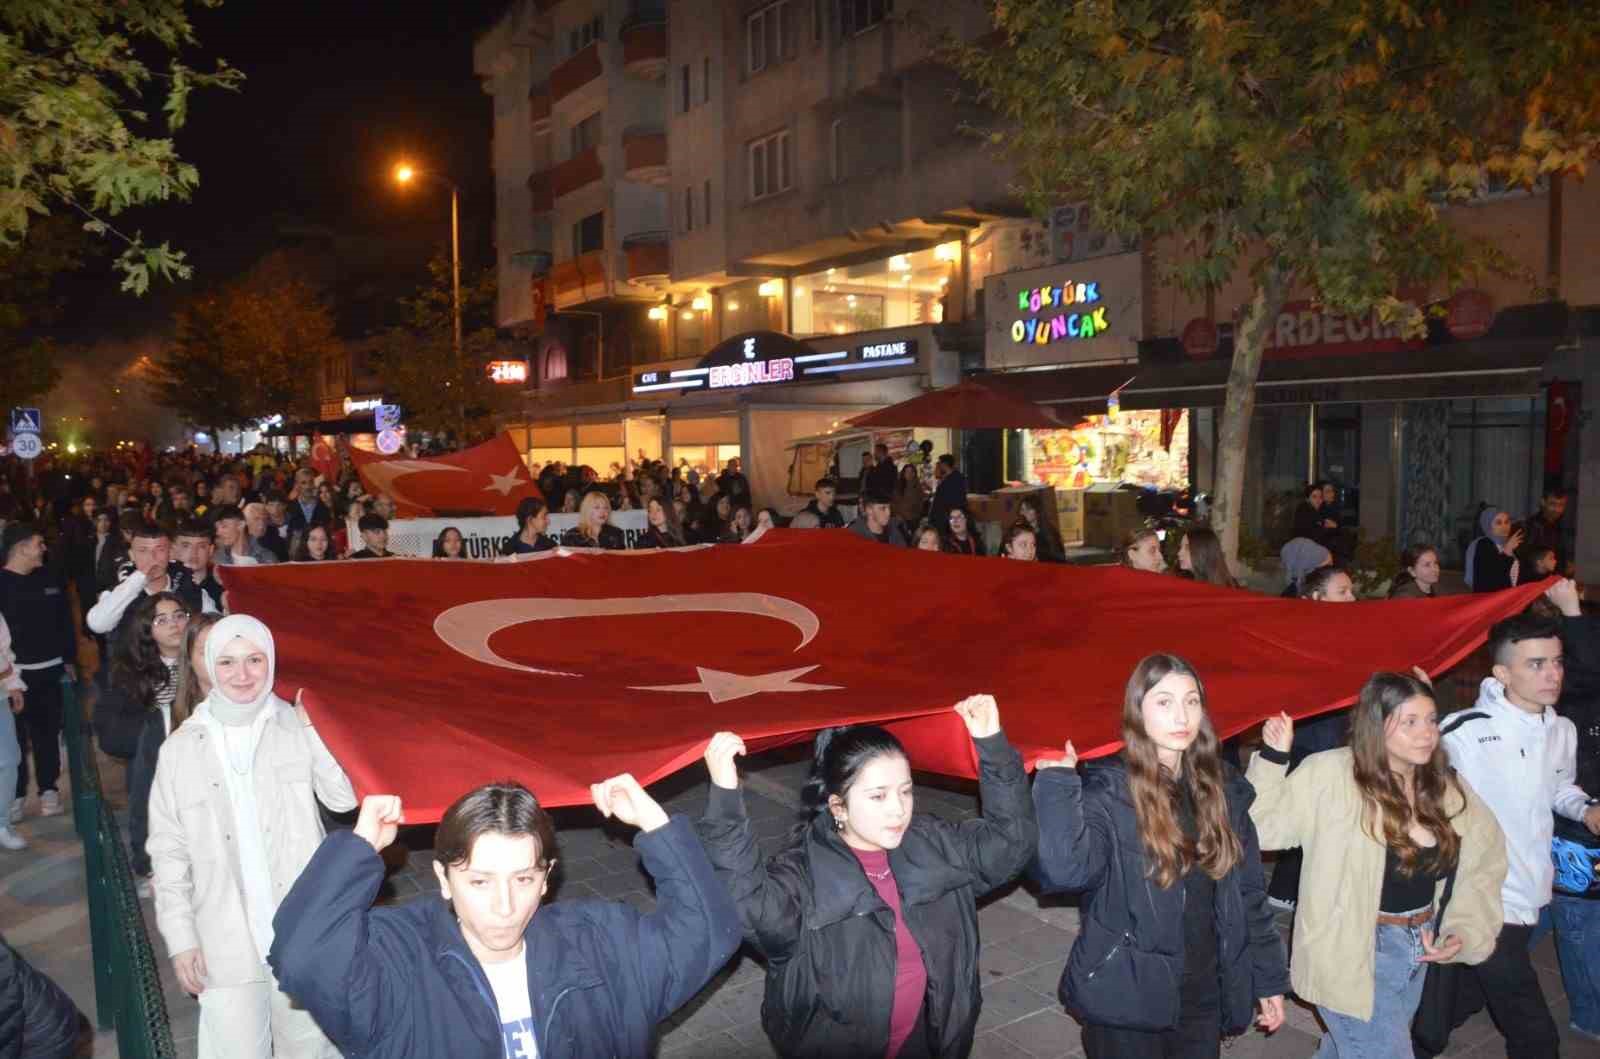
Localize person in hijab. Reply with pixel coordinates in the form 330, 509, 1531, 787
145, 614, 355, 1059
1279, 537, 1333, 598
1465, 507, 1523, 593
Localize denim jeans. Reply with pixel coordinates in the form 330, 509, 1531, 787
1551, 894, 1600, 1035
1316, 921, 1428, 1057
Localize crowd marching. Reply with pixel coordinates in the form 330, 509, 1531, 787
0, 437, 1597, 1059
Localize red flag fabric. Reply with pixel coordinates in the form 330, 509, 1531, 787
350, 432, 542, 517
308, 434, 340, 483
219, 531, 1547, 822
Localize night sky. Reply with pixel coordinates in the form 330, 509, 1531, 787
58, 0, 508, 338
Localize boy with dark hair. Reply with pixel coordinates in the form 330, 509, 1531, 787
269, 778, 740, 1059
1422, 608, 1599, 1056
802, 477, 845, 529
86, 521, 209, 639
508, 497, 555, 555
347, 514, 390, 560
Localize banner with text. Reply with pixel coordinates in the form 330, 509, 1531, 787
388, 511, 650, 558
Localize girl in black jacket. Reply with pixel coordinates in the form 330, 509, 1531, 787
1031, 654, 1289, 1057
695, 696, 1036, 1058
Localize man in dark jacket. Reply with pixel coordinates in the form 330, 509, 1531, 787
269, 776, 740, 1059
286, 467, 333, 538
1524, 485, 1570, 574
0, 935, 84, 1059
0, 524, 77, 824
847, 492, 908, 547
801, 478, 846, 529
864, 443, 899, 498
928, 455, 968, 531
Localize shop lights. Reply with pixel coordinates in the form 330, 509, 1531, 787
757, 279, 782, 297
691, 294, 710, 311
728, 300, 740, 311
647, 305, 668, 320
681, 310, 695, 321
934, 242, 959, 262
793, 287, 807, 298
888, 255, 910, 272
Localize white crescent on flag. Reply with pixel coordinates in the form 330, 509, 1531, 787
359, 459, 470, 508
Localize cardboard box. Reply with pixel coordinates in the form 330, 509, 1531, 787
1082, 484, 1142, 550
1057, 488, 1085, 545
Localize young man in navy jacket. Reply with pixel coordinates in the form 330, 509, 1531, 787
269, 775, 741, 1059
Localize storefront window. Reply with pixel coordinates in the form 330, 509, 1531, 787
1022, 411, 1189, 491
1443, 397, 1543, 563
671, 444, 741, 479
792, 241, 957, 338
721, 278, 784, 336
675, 306, 706, 355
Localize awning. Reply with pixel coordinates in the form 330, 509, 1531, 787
846, 377, 1068, 429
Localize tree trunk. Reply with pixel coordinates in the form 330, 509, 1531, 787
1214, 267, 1291, 566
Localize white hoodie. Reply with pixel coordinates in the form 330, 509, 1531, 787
1441, 677, 1593, 924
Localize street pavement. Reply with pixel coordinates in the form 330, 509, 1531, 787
4, 740, 1598, 1059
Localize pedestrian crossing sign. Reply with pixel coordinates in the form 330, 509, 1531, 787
9, 407, 41, 435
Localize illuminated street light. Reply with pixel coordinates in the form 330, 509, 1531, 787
390, 159, 463, 434
394, 163, 415, 184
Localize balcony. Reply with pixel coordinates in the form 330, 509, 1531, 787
550, 42, 603, 105
529, 83, 551, 135
551, 146, 603, 199
620, 9, 667, 80
526, 169, 552, 213
550, 249, 608, 307
622, 127, 668, 186
623, 232, 670, 288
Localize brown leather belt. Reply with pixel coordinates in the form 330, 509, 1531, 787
1376, 906, 1434, 928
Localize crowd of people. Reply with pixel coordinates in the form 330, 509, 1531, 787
1, 440, 1598, 1059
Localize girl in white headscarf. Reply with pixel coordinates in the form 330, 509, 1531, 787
146, 614, 355, 1059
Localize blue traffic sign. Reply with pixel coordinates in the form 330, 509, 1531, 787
10, 408, 41, 435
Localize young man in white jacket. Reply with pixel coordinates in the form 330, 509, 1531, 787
1434, 601, 1600, 1058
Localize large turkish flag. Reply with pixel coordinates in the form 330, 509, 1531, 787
350, 432, 542, 518
219, 531, 1547, 821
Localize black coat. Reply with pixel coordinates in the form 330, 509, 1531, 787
1558, 614, 1600, 801
559, 524, 626, 550
269, 820, 740, 1059
0, 936, 82, 1059
127, 710, 166, 877
1031, 757, 1289, 1036
694, 732, 1037, 1058
1469, 536, 1516, 593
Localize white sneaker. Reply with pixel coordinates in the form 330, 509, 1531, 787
39, 790, 61, 817
6, 797, 21, 824
0, 826, 26, 851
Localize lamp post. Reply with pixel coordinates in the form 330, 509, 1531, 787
393, 162, 464, 436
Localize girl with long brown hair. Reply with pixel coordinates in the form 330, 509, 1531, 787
1032, 654, 1288, 1056
1178, 527, 1236, 588
1248, 672, 1507, 1055
1120, 526, 1167, 573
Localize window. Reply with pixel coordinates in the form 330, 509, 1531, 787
703, 179, 712, 227
702, 57, 711, 103
572, 211, 604, 255
568, 15, 605, 55
748, 130, 792, 200
683, 187, 695, 232
680, 64, 691, 113
829, 119, 844, 183
839, 0, 891, 35
570, 110, 603, 155
747, 1, 786, 74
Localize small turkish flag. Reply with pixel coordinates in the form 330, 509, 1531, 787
350, 432, 542, 517
309, 434, 340, 483
218, 531, 1547, 820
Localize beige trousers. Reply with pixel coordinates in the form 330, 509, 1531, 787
196, 968, 338, 1059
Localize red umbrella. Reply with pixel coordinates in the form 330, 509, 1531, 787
847, 377, 1065, 430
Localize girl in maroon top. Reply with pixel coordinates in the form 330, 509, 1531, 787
695, 697, 1037, 1058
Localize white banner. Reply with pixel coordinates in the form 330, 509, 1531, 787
387, 511, 650, 558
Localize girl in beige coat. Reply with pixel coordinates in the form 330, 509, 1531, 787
147, 613, 356, 1059
1248, 671, 1508, 1057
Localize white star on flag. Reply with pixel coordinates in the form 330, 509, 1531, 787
484, 468, 526, 496
632, 665, 842, 704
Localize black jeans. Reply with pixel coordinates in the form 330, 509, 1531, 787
15, 666, 64, 798
1082, 1002, 1221, 1059
1415, 921, 1559, 1059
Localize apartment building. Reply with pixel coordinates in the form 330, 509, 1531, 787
477, 0, 1061, 505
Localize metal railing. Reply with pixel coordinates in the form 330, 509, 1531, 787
62, 677, 177, 1059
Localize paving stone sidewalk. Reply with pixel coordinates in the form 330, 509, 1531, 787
3, 745, 1597, 1058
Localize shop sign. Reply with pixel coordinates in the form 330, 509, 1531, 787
343, 396, 383, 414
1009, 280, 1109, 345
631, 331, 920, 395
1181, 318, 1219, 359
1446, 288, 1495, 340
1261, 300, 1422, 359
487, 359, 529, 384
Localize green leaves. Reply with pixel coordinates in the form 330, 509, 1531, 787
0, 0, 241, 292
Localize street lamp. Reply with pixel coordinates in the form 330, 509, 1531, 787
392, 161, 464, 430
